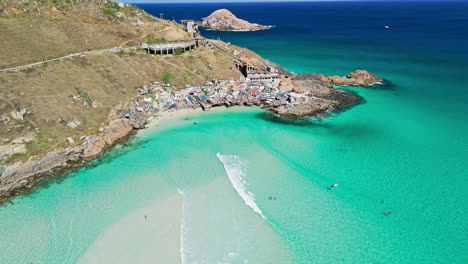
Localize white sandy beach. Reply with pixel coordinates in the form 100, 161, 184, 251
146, 106, 250, 128
78, 193, 184, 264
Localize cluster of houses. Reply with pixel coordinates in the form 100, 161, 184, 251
130, 77, 311, 118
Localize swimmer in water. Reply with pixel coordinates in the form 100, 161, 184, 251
386, 211, 393, 215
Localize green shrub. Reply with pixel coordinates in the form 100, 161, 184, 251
52, 0, 72, 9
161, 72, 172, 84
129, 51, 136, 56
75, 87, 92, 105
121, 6, 143, 17
174, 47, 185, 56
185, 71, 195, 78
5, 153, 24, 164
100, 3, 121, 20
143, 13, 155, 21
146, 35, 164, 44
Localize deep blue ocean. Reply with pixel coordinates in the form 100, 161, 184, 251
0, 1, 467, 263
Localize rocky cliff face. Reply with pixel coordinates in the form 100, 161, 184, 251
0, 116, 145, 202
199, 9, 271, 31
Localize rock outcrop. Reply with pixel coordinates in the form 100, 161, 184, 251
0, 134, 36, 163
199, 9, 271, 31
272, 74, 363, 118
271, 88, 361, 119
0, 147, 83, 200
0, 117, 139, 202
318, 70, 383, 87
0, 143, 26, 163
82, 118, 133, 159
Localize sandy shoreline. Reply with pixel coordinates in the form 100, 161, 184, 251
145, 106, 251, 128
78, 193, 184, 264
0, 106, 254, 204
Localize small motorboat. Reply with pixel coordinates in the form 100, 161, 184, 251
385, 25, 390, 29
328, 184, 339, 190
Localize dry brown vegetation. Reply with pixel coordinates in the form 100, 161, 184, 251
0, 0, 265, 165
0, 48, 242, 163
0, 0, 191, 68
0, 17, 190, 68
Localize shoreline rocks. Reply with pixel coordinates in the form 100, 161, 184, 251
0, 116, 143, 203
270, 74, 364, 118
199, 9, 272, 31
0, 69, 383, 203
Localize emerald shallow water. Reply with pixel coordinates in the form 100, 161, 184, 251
1, 1, 468, 263
1, 102, 466, 263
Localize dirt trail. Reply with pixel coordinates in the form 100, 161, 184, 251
0, 28, 180, 73
159, 59, 203, 80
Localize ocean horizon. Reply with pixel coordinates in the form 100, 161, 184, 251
1, 1, 467, 263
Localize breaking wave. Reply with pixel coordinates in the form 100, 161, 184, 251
216, 153, 266, 219
176, 188, 187, 264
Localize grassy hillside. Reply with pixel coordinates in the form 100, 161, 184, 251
0, 0, 191, 68
0, 47, 242, 163
0, 0, 275, 165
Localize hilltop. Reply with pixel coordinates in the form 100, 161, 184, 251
0, 0, 191, 68
199, 9, 272, 31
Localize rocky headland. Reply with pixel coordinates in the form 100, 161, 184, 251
0, 0, 384, 203
270, 71, 379, 118
0, 107, 148, 202
199, 9, 272, 31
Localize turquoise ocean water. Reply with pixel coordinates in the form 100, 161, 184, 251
1, 1, 468, 263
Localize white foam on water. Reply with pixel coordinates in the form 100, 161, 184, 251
216, 153, 266, 219
176, 188, 187, 264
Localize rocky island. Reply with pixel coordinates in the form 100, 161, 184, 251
0, 0, 383, 202
199, 9, 272, 31
321, 70, 384, 87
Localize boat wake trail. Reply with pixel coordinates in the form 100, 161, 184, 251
216, 153, 266, 219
